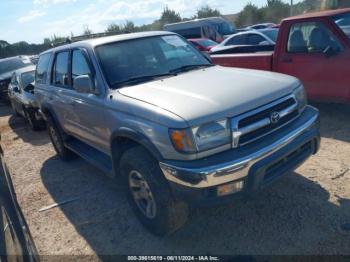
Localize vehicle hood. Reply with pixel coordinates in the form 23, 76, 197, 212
118, 66, 300, 126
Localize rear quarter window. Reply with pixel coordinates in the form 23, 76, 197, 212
35, 53, 52, 84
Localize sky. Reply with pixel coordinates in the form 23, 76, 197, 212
0, 0, 302, 44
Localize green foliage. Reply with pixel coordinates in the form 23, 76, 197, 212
236, 3, 263, 27
325, 0, 350, 9
83, 25, 93, 35
160, 6, 182, 24
235, 0, 349, 28
195, 5, 221, 18
123, 20, 137, 33
0, 41, 50, 58
106, 23, 122, 34
262, 0, 290, 23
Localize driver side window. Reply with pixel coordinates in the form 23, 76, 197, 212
287, 22, 343, 53
71, 49, 92, 90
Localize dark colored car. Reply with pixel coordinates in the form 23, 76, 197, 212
188, 38, 218, 52
0, 136, 39, 261
0, 56, 33, 101
8, 66, 45, 131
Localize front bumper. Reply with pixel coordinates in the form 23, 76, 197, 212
160, 106, 320, 205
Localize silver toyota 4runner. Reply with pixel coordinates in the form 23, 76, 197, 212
35, 31, 320, 235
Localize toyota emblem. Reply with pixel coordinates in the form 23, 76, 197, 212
270, 112, 280, 124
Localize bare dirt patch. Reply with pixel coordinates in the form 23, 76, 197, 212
0, 102, 349, 257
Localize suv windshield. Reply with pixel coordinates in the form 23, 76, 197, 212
0, 58, 31, 75
332, 12, 350, 39
96, 35, 211, 88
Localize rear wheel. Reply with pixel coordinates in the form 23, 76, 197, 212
120, 146, 189, 236
46, 115, 74, 161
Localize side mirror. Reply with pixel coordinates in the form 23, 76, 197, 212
24, 83, 34, 93
259, 40, 270, 46
323, 45, 339, 58
73, 75, 97, 94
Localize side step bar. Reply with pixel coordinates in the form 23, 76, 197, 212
64, 139, 114, 177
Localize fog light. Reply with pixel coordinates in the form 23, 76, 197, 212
217, 180, 244, 196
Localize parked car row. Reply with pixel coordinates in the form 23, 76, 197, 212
0, 56, 33, 100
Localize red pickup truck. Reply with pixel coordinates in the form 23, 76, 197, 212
212, 8, 350, 103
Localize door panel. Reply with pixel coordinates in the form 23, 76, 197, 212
58, 89, 109, 153
276, 21, 350, 102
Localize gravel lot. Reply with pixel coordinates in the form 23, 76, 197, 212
0, 102, 349, 257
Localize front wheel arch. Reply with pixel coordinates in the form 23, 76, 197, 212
110, 128, 163, 177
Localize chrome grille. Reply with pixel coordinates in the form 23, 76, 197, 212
231, 95, 299, 148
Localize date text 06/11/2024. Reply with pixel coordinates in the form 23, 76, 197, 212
127, 256, 220, 261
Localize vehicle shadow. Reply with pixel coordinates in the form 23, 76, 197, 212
7, 115, 49, 146
0, 103, 12, 117
39, 157, 350, 256
310, 102, 350, 143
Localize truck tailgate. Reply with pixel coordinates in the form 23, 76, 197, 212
211, 52, 273, 71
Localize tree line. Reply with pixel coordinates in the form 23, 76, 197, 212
1, 0, 350, 59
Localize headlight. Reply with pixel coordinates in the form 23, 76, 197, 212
293, 84, 307, 113
170, 119, 231, 153
192, 119, 231, 151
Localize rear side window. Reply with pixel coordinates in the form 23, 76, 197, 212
246, 34, 265, 45
225, 34, 246, 46
36, 53, 51, 84
53, 51, 69, 87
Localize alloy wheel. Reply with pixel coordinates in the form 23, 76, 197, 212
128, 170, 157, 219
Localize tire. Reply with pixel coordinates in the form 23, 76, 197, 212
120, 146, 189, 236
10, 101, 20, 117
46, 115, 75, 161
24, 108, 43, 131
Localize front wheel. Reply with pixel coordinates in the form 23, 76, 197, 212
120, 146, 189, 236
10, 101, 20, 116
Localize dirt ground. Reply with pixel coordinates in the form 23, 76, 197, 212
0, 101, 349, 257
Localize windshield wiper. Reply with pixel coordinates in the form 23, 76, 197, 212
169, 64, 214, 74
111, 72, 177, 89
